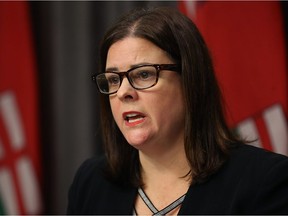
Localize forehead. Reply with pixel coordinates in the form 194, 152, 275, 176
106, 37, 172, 70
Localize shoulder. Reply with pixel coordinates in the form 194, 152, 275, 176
229, 143, 288, 172
66, 156, 107, 214
225, 144, 288, 213
67, 157, 107, 214
224, 143, 288, 185
71, 155, 107, 186
182, 144, 288, 214
67, 155, 137, 214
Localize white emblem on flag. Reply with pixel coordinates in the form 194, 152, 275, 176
0, 168, 19, 214
183, 1, 197, 18
16, 156, 42, 213
0, 92, 25, 151
263, 104, 288, 155
0, 91, 41, 214
237, 118, 261, 148
236, 104, 288, 156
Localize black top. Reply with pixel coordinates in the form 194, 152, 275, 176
67, 144, 288, 215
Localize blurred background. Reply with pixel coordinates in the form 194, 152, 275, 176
0, 1, 287, 214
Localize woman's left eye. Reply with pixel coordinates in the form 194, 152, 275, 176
134, 70, 156, 80
139, 71, 150, 79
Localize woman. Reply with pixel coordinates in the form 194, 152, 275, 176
67, 7, 288, 215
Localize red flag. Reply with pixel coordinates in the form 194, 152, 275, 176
179, 1, 288, 155
0, 1, 42, 214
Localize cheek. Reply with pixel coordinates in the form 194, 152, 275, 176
149, 91, 185, 126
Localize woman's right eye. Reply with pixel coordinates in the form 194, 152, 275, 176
108, 75, 120, 85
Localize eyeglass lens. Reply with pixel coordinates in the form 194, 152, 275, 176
96, 65, 158, 94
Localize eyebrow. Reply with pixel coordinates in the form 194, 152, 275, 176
105, 62, 152, 72
105, 67, 118, 72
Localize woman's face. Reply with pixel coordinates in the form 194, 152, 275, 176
107, 37, 185, 151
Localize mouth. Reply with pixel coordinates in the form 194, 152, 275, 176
123, 112, 145, 126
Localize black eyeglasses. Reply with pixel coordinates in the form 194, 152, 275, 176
92, 64, 180, 95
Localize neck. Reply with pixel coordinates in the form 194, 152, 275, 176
139, 142, 191, 188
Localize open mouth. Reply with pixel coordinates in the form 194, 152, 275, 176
123, 112, 145, 126
125, 113, 144, 122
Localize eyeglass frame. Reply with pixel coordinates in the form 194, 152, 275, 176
92, 64, 181, 95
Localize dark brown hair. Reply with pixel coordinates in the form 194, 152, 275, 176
98, 7, 240, 186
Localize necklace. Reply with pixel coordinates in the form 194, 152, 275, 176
135, 187, 186, 215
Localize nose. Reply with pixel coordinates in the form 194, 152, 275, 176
116, 77, 138, 101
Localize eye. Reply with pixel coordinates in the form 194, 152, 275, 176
133, 69, 156, 80
139, 71, 150, 79
107, 74, 120, 85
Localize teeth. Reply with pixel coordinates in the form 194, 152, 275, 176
124, 113, 144, 122
126, 113, 138, 118
128, 116, 143, 123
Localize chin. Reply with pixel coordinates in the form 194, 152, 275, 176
126, 137, 150, 150
127, 140, 146, 149
124, 130, 148, 142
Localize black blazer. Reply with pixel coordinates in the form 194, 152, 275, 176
67, 144, 288, 215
